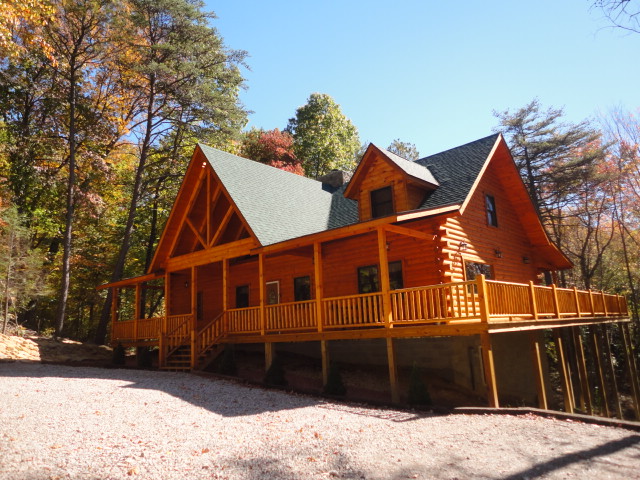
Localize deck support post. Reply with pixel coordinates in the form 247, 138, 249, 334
222, 259, 228, 332
259, 254, 265, 336
571, 326, 592, 415
621, 322, 640, 419
386, 337, 399, 403
134, 283, 141, 343
529, 331, 548, 410
314, 242, 324, 333
190, 267, 197, 369
480, 332, 499, 408
265, 342, 274, 371
589, 326, 610, 417
110, 286, 118, 329
553, 329, 574, 413
377, 227, 392, 328
601, 324, 623, 418
321, 340, 330, 387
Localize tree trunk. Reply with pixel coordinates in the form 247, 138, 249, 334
2, 229, 14, 335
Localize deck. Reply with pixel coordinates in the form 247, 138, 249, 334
111, 277, 629, 348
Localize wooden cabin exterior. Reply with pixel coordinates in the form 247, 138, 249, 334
101, 134, 638, 414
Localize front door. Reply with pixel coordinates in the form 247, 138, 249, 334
266, 281, 280, 305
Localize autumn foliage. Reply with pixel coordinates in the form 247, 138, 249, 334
240, 128, 303, 175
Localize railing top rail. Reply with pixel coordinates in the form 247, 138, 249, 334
323, 291, 382, 302
226, 306, 261, 313
392, 280, 476, 294
197, 312, 225, 335
265, 299, 316, 308
166, 314, 192, 336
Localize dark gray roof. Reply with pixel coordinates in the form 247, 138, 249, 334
198, 134, 499, 247
415, 134, 500, 209
198, 144, 358, 246
373, 145, 439, 186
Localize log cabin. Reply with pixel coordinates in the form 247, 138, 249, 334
101, 133, 639, 415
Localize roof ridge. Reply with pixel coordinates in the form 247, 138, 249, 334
416, 133, 500, 164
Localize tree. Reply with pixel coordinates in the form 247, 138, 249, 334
592, 1, 640, 33
0, 0, 55, 62
387, 139, 419, 161
240, 128, 303, 175
493, 99, 605, 229
0, 205, 48, 334
286, 93, 360, 178
94, 0, 248, 344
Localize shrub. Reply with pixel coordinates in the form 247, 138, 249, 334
216, 345, 237, 375
323, 362, 346, 396
112, 343, 126, 366
264, 356, 287, 387
407, 363, 431, 406
136, 347, 152, 368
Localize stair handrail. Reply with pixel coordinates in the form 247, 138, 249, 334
195, 312, 226, 362
164, 314, 192, 359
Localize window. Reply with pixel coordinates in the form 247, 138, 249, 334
464, 261, 493, 281
389, 261, 404, 290
266, 281, 280, 305
235, 285, 249, 308
485, 194, 498, 227
294, 276, 311, 301
371, 186, 394, 218
357, 261, 404, 294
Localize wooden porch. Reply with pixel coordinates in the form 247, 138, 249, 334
111, 275, 629, 362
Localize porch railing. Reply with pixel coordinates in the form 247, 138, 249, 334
111, 278, 629, 344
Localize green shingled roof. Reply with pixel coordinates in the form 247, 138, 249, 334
198, 134, 500, 247
198, 144, 358, 246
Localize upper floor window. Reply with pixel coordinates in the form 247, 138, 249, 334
485, 194, 498, 227
357, 261, 404, 294
294, 276, 311, 301
371, 186, 394, 218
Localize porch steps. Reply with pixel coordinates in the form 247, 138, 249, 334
161, 345, 191, 371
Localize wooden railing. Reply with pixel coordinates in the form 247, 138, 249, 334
194, 312, 226, 365
111, 278, 629, 345
391, 281, 481, 324
226, 306, 260, 334
322, 292, 384, 328
266, 300, 316, 331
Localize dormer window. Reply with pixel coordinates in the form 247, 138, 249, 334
485, 194, 498, 227
371, 186, 394, 218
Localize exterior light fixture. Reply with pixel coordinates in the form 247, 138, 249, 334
522, 256, 530, 264
494, 249, 502, 258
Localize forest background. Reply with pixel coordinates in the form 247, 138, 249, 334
1, 0, 639, 358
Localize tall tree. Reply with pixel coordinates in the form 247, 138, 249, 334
286, 93, 360, 178
94, 0, 247, 344
493, 99, 605, 230
592, 0, 640, 33
240, 128, 303, 175
387, 139, 419, 161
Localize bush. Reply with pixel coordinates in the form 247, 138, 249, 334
264, 356, 287, 387
136, 347, 152, 368
112, 343, 126, 366
216, 345, 237, 375
407, 363, 431, 406
323, 362, 346, 396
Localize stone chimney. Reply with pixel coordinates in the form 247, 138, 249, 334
318, 169, 353, 192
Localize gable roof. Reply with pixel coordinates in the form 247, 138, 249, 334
198, 145, 358, 247
415, 133, 501, 210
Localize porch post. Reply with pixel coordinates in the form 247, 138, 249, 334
621, 322, 640, 419
110, 287, 118, 327
190, 266, 197, 368
529, 331, 548, 410
377, 227, 392, 328
314, 242, 324, 333
553, 329, 574, 413
222, 259, 228, 333
480, 332, 499, 408
590, 326, 610, 417
386, 337, 399, 403
572, 326, 592, 415
601, 324, 623, 418
259, 253, 265, 336
321, 340, 330, 387
265, 342, 274, 371
134, 284, 141, 343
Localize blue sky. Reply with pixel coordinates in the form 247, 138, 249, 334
205, 1, 639, 157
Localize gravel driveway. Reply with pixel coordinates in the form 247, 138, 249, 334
1, 363, 639, 480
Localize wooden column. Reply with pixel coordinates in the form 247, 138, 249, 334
386, 337, 399, 403
480, 332, 499, 408
551, 284, 560, 319
134, 284, 141, 342
553, 329, 574, 413
621, 322, 640, 419
573, 287, 581, 317
265, 342, 274, 371
601, 324, 623, 418
190, 267, 197, 368
259, 253, 265, 336
313, 242, 324, 333
477, 275, 490, 323
321, 340, 330, 387
528, 281, 538, 320
571, 326, 592, 415
222, 259, 229, 334
530, 331, 548, 410
110, 287, 118, 327
590, 326, 610, 417
377, 227, 392, 328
